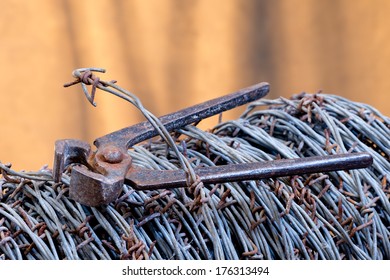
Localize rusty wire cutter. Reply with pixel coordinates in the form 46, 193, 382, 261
53, 81, 373, 207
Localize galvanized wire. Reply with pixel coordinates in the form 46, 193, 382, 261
1, 92, 389, 260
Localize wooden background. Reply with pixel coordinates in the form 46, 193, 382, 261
1, 0, 389, 170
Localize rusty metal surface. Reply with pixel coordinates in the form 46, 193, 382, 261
68, 145, 133, 206
55, 69, 271, 206
126, 153, 373, 190
54, 68, 374, 207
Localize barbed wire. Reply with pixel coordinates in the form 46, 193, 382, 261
1, 92, 389, 260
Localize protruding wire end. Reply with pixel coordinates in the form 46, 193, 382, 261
63, 79, 81, 88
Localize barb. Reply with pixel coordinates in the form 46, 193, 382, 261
63, 68, 108, 107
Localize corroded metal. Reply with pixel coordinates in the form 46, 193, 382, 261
54, 68, 373, 207
54, 77, 271, 206
126, 153, 373, 190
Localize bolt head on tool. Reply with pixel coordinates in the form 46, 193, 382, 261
99, 146, 124, 164
68, 147, 132, 207
54, 140, 132, 206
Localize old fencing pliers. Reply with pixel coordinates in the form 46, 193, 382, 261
53, 68, 373, 207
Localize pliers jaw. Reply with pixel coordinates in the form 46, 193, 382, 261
53, 139, 91, 183
69, 164, 127, 207
54, 141, 133, 207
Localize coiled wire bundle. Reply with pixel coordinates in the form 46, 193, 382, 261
0, 93, 389, 260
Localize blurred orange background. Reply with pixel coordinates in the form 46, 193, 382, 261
1, 0, 389, 171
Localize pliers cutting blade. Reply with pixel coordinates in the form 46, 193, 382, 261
53, 74, 373, 207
